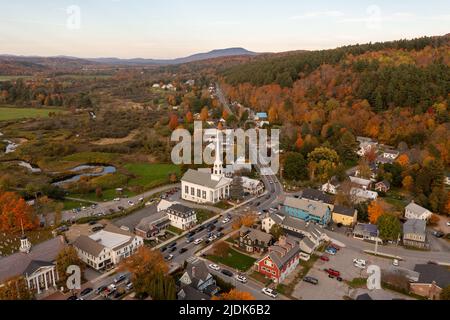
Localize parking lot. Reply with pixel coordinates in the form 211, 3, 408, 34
292, 243, 410, 300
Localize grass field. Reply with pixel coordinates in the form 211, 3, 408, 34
207, 248, 257, 272
0, 106, 63, 121
62, 199, 92, 210
0, 76, 32, 82
125, 163, 180, 189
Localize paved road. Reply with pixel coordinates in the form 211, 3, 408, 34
60, 184, 180, 222
215, 83, 234, 117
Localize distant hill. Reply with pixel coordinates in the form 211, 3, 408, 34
88, 47, 258, 65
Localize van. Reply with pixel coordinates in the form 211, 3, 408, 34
303, 277, 319, 285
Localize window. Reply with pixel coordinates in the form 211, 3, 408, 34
185, 186, 189, 194
191, 187, 195, 196
197, 189, 201, 198
202, 191, 206, 199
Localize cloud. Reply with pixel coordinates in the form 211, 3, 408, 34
290, 11, 344, 20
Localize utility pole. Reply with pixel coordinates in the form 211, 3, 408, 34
374, 230, 379, 256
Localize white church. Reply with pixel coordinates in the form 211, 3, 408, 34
181, 133, 233, 204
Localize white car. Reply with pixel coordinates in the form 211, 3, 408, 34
128, 201, 135, 206
393, 259, 400, 267
114, 198, 120, 202
145, 201, 153, 206
208, 235, 217, 242
447, 222, 450, 227
138, 197, 144, 202
222, 218, 230, 224
261, 287, 278, 298
236, 275, 248, 283
353, 259, 367, 267
194, 238, 203, 245
209, 264, 220, 271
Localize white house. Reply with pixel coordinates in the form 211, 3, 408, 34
181, 134, 232, 204
350, 176, 372, 190
166, 204, 197, 231
350, 188, 378, 203
405, 201, 433, 221
445, 173, 450, 186
321, 178, 341, 195
241, 176, 264, 195
357, 137, 378, 157
73, 224, 144, 271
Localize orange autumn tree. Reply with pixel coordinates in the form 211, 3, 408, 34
397, 154, 410, 167
168, 114, 179, 131
0, 192, 38, 233
200, 107, 209, 121
295, 133, 304, 150
212, 289, 255, 301
185, 111, 193, 123
232, 213, 257, 230
368, 200, 385, 224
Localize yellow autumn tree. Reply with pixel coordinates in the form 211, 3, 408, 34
368, 200, 385, 224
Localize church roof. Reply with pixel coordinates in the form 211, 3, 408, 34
182, 169, 232, 189
0, 236, 66, 283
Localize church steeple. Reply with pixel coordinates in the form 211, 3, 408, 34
211, 131, 224, 181
19, 219, 31, 254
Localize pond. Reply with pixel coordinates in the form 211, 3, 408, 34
52, 165, 117, 187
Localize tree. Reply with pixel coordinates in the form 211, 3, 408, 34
95, 187, 103, 199
283, 152, 308, 181
0, 276, 35, 300
232, 213, 257, 230
230, 176, 244, 201
56, 247, 84, 289
268, 107, 278, 123
357, 159, 372, 180
336, 131, 358, 164
119, 247, 175, 300
0, 192, 38, 233
402, 176, 414, 191
213, 242, 230, 258
185, 111, 193, 123
212, 289, 255, 300
295, 133, 304, 150
397, 154, 410, 167
368, 200, 385, 224
270, 224, 285, 241
377, 214, 402, 241
200, 107, 209, 121
168, 114, 179, 131
307, 147, 340, 182
440, 285, 450, 300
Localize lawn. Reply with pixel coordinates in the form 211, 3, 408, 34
196, 209, 216, 224
71, 188, 137, 202
0, 106, 64, 121
167, 225, 183, 235
124, 163, 180, 189
62, 199, 92, 210
207, 248, 257, 272
0, 229, 53, 256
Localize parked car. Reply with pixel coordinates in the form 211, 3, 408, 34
128, 201, 135, 206
80, 287, 93, 297
194, 238, 203, 245
209, 264, 220, 271
353, 259, 367, 269
160, 247, 167, 253
108, 284, 117, 291
221, 269, 233, 277
222, 218, 231, 224
126, 282, 133, 291
236, 275, 247, 284
326, 269, 341, 277
432, 231, 445, 238
67, 295, 78, 300
186, 237, 194, 244
320, 255, 330, 262
95, 286, 107, 295
261, 288, 278, 298
169, 246, 177, 253
168, 242, 177, 248
114, 274, 126, 284
179, 248, 188, 254
393, 259, 400, 267
303, 277, 319, 285
114, 198, 120, 202
165, 254, 174, 261
325, 248, 336, 255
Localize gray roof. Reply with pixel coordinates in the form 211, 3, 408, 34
414, 264, 450, 288
333, 205, 356, 217
376, 180, 391, 189
268, 213, 284, 224
403, 219, 426, 235
73, 235, 105, 256
178, 285, 211, 301
267, 237, 300, 269
353, 223, 378, 237
186, 260, 211, 287
406, 202, 430, 216
240, 227, 273, 244
284, 197, 331, 219
301, 189, 334, 204
182, 169, 230, 189
23, 260, 54, 276
0, 236, 66, 283
167, 204, 196, 218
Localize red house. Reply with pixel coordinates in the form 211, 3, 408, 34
255, 236, 301, 284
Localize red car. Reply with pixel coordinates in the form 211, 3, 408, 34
320, 256, 330, 262
326, 268, 341, 277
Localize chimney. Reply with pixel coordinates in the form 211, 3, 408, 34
278, 236, 287, 247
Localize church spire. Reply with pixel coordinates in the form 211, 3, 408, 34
211, 131, 223, 181
19, 219, 31, 254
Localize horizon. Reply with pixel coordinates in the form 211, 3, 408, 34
1, 0, 449, 59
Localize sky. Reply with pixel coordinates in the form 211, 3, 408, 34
0, 0, 449, 59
